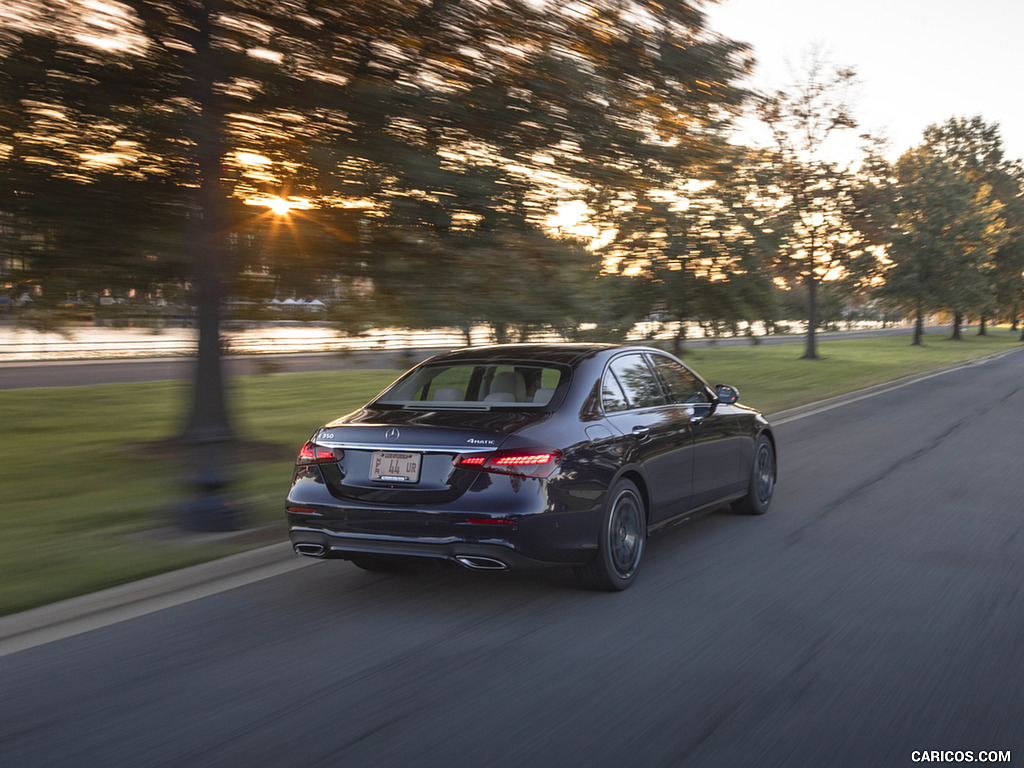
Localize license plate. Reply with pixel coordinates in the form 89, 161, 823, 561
370, 451, 422, 483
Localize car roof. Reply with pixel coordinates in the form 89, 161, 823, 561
422, 343, 645, 367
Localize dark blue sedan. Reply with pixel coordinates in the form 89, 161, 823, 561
286, 343, 775, 590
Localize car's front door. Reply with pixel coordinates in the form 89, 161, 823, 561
650, 354, 746, 508
600, 353, 695, 523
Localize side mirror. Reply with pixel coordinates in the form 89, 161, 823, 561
715, 384, 739, 405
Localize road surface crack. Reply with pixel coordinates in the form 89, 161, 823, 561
785, 412, 977, 548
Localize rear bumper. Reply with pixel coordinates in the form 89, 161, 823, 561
286, 468, 606, 569
288, 525, 569, 570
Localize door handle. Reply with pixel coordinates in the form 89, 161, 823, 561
632, 425, 651, 440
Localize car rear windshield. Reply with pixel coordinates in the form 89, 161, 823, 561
375, 361, 569, 408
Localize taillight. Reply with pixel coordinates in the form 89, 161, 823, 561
454, 448, 562, 478
296, 441, 339, 465
286, 506, 321, 515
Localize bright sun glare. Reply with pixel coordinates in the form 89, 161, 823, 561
245, 195, 312, 215
268, 197, 292, 215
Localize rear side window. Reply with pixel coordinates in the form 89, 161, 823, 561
603, 354, 667, 411
376, 362, 567, 407
601, 371, 629, 413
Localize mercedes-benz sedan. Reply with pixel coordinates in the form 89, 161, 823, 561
286, 343, 775, 590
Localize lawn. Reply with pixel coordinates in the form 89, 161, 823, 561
0, 369, 399, 616
0, 328, 1020, 616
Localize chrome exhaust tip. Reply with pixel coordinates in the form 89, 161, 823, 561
454, 555, 509, 571
294, 543, 326, 558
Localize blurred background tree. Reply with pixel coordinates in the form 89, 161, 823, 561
0, 4, 191, 300
879, 142, 1006, 345
753, 51, 866, 360
917, 117, 1024, 337
4, 4, 1022, 356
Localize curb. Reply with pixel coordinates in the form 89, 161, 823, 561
0, 541, 311, 658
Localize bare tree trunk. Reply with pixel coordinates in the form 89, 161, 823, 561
977, 315, 987, 336
177, 0, 238, 531
671, 315, 687, 357
801, 275, 820, 360
912, 304, 924, 346
950, 313, 964, 340
179, 1, 232, 443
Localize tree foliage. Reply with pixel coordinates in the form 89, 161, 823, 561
1, 0, 757, 344
2, 6, 1024, 371
880, 118, 1013, 343
920, 117, 1024, 334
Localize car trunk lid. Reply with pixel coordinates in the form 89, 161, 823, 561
309, 408, 546, 504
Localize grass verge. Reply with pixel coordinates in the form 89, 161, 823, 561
0, 370, 399, 617
670, 329, 1023, 413
0, 328, 1020, 616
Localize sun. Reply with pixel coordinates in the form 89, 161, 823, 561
268, 197, 292, 215
245, 195, 313, 215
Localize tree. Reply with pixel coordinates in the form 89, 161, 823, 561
2, 0, 755, 331
610, 146, 776, 354
918, 117, 1024, 338
354, 0, 753, 343
754, 51, 865, 359
880, 144, 1005, 345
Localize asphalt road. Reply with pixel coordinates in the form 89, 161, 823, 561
0, 325, 938, 390
2, 347, 1022, 767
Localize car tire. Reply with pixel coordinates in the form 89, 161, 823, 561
349, 555, 414, 573
575, 478, 646, 591
733, 434, 775, 515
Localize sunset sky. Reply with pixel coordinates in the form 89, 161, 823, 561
705, 0, 1024, 163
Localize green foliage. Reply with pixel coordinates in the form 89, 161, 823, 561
922, 117, 1024, 326
880, 119, 1011, 342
